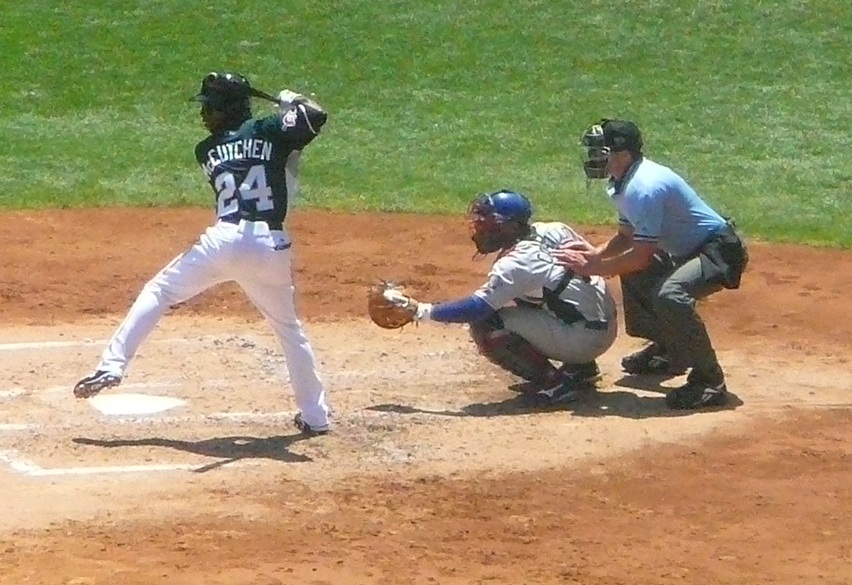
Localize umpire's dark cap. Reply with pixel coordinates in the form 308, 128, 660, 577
601, 119, 643, 152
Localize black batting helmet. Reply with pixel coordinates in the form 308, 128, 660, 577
190, 72, 252, 113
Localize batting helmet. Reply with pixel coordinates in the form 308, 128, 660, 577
191, 72, 252, 113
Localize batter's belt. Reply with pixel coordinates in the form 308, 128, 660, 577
219, 213, 284, 231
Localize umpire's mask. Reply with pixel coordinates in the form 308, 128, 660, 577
580, 123, 610, 180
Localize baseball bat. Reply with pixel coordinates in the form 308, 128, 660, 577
248, 87, 280, 104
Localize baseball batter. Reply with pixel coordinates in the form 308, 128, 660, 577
73, 72, 331, 435
380, 189, 618, 403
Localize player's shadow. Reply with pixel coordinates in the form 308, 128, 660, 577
367, 379, 742, 420
612, 373, 684, 394
72, 434, 313, 473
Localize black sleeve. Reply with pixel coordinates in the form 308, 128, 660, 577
262, 101, 327, 151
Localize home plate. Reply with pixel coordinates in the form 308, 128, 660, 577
89, 393, 187, 416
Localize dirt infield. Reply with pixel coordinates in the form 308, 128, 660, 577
1, 208, 851, 585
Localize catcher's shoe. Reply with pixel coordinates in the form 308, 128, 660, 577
536, 374, 596, 405
558, 361, 602, 385
73, 370, 122, 398
293, 413, 330, 436
621, 343, 686, 376
665, 381, 728, 410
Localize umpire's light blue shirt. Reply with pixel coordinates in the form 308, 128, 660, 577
608, 158, 727, 257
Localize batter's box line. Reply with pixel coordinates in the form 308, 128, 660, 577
0, 448, 262, 477
0, 338, 194, 352
0, 411, 301, 432
95, 410, 299, 426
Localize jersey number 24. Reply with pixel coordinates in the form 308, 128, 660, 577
215, 164, 274, 216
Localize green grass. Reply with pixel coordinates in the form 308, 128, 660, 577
1, 0, 850, 246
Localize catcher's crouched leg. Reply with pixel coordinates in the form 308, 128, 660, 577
469, 314, 557, 384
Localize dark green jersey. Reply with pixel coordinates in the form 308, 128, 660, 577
194, 103, 327, 227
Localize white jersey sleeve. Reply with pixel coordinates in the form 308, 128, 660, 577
473, 240, 560, 310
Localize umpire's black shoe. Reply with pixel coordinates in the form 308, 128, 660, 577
621, 343, 686, 376
665, 381, 728, 410
293, 413, 330, 436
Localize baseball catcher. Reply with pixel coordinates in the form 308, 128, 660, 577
368, 189, 618, 404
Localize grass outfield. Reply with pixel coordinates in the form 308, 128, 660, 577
2, 1, 849, 247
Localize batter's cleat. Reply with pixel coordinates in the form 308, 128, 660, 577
621, 343, 686, 376
665, 381, 728, 410
293, 412, 330, 436
73, 370, 122, 399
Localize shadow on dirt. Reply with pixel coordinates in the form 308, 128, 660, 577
367, 384, 743, 420
612, 373, 684, 393
72, 434, 313, 472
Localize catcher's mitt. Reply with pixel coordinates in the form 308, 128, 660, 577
367, 281, 419, 330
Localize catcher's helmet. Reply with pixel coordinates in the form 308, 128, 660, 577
191, 72, 252, 112
581, 119, 644, 179
467, 189, 533, 254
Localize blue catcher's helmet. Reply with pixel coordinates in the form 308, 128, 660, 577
467, 189, 533, 254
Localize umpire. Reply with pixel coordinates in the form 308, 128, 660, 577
555, 119, 749, 410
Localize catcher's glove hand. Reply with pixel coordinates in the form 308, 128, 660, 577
367, 281, 428, 330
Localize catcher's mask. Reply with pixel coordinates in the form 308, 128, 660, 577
191, 72, 253, 133
467, 190, 533, 255
580, 119, 644, 180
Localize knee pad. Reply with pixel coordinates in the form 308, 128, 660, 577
469, 315, 556, 383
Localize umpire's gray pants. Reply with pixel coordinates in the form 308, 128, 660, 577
620, 253, 725, 382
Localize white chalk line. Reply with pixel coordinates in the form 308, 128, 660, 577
0, 338, 194, 351
0, 411, 298, 433
0, 449, 261, 477
0, 423, 38, 432
5, 364, 483, 401
93, 410, 298, 425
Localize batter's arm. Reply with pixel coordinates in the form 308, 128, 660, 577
278, 90, 327, 135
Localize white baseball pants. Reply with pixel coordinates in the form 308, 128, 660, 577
96, 219, 330, 429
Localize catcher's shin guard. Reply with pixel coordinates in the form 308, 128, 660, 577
469, 315, 556, 383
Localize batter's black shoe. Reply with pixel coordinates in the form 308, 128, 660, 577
665, 381, 728, 410
621, 343, 686, 376
73, 370, 122, 399
293, 413, 330, 436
